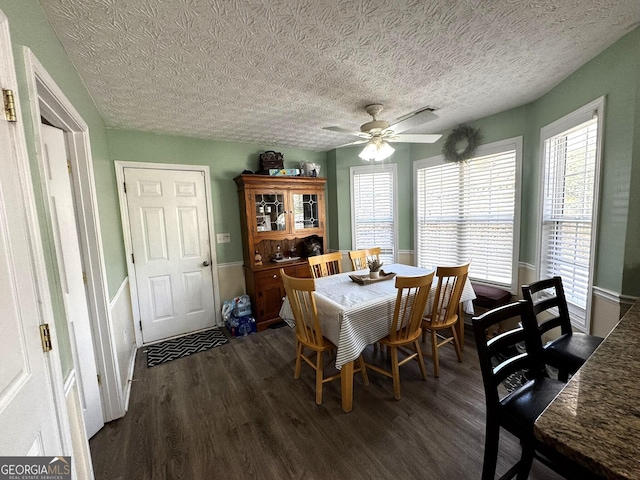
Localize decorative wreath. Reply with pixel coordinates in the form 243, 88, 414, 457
442, 124, 481, 163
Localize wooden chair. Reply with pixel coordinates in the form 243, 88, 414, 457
522, 276, 603, 381
281, 270, 368, 405
421, 262, 470, 377
472, 301, 597, 480
365, 273, 433, 400
348, 247, 381, 271
308, 251, 343, 278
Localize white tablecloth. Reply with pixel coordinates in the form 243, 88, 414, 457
279, 264, 476, 369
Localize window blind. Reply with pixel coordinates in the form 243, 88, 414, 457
541, 119, 598, 322
416, 149, 517, 287
351, 167, 396, 264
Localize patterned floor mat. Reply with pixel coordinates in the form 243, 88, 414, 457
146, 328, 228, 367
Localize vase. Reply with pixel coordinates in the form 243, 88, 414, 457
369, 271, 380, 279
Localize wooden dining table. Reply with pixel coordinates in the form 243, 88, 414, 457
279, 263, 476, 412
534, 299, 640, 479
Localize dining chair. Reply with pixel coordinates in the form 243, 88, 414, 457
308, 251, 343, 279
365, 273, 434, 400
421, 262, 470, 377
281, 270, 368, 405
472, 301, 597, 480
348, 247, 381, 271
521, 276, 603, 381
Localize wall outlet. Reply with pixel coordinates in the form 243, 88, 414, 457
217, 233, 231, 243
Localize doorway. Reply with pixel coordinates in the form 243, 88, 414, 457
24, 48, 124, 423
115, 162, 222, 345
40, 123, 104, 437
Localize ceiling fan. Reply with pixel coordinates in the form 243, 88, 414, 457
323, 104, 442, 161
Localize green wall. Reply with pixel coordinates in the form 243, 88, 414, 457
108, 129, 327, 263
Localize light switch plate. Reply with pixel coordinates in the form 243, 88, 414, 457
217, 233, 230, 243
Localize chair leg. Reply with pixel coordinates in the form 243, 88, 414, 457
390, 346, 401, 400
481, 424, 500, 480
294, 342, 303, 379
358, 355, 369, 386
431, 329, 440, 378
315, 351, 323, 405
516, 441, 535, 480
451, 325, 463, 363
414, 339, 428, 380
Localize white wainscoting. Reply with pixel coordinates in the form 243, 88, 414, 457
217, 261, 246, 302
109, 277, 136, 414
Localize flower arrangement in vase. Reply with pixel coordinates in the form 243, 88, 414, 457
367, 259, 383, 279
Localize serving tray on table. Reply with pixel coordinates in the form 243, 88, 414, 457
349, 270, 396, 285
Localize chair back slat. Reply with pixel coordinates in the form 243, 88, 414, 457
390, 273, 433, 342
429, 263, 470, 326
281, 270, 324, 348
472, 301, 545, 405
521, 276, 572, 336
308, 251, 343, 278
348, 247, 381, 271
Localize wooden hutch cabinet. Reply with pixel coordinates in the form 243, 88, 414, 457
234, 174, 327, 330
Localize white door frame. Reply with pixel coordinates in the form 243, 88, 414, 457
23, 48, 124, 421
115, 161, 222, 347
0, 6, 73, 457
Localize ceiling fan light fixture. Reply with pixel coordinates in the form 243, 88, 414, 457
359, 138, 395, 161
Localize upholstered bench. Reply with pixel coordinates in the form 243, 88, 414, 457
472, 283, 513, 337
472, 283, 512, 310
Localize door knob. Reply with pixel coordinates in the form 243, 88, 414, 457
203, 261, 210, 267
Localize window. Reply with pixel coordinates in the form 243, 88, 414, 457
538, 98, 604, 331
414, 138, 522, 292
350, 164, 397, 264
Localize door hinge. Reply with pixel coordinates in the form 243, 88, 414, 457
123, 182, 127, 194
39, 323, 53, 352
82, 271, 87, 283
131, 253, 135, 264
67, 160, 72, 174
139, 321, 142, 331
97, 374, 101, 385
3, 89, 17, 122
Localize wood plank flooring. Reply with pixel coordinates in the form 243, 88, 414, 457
89, 325, 563, 480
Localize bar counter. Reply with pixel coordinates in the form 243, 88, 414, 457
534, 299, 640, 479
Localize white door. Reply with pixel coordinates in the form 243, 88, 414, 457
0, 9, 68, 455
124, 167, 217, 343
40, 124, 104, 438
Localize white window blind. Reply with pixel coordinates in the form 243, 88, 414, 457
415, 140, 520, 290
350, 165, 397, 264
540, 116, 599, 326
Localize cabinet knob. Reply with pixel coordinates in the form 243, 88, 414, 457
273, 274, 277, 279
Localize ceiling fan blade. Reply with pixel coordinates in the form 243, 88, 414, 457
334, 139, 369, 148
386, 133, 443, 143
388, 108, 438, 134
323, 126, 368, 137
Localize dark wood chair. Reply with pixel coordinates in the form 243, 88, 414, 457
472, 301, 595, 480
521, 276, 603, 381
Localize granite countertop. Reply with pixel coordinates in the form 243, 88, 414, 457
534, 300, 640, 479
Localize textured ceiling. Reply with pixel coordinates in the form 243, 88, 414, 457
40, 0, 640, 151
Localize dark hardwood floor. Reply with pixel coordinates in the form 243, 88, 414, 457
89, 324, 563, 480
